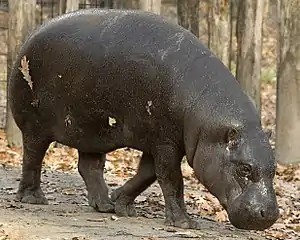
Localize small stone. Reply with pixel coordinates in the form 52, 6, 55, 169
111, 215, 119, 221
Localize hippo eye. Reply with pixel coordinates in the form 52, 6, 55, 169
237, 164, 252, 180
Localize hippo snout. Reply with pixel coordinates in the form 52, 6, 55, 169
228, 197, 279, 230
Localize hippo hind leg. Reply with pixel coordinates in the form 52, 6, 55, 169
111, 152, 156, 217
78, 151, 115, 213
16, 133, 50, 204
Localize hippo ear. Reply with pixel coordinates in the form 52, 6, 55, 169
264, 129, 272, 139
226, 128, 239, 145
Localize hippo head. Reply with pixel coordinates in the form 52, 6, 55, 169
185, 121, 279, 230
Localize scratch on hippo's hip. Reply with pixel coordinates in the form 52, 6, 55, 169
65, 114, 72, 127
19, 56, 33, 91
146, 100, 153, 116
158, 32, 185, 61
19, 56, 40, 107
109, 116, 117, 127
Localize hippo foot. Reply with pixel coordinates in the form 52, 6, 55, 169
165, 217, 201, 229
111, 188, 137, 217
88, 195, 115, 213
115, 199, 137, 217
16, 188, 48, 204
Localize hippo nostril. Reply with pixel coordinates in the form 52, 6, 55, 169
228, 202, 279, 230
260, 209, 265, 218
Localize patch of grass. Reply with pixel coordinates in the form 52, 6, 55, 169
0, 72, 7, 81
261, 68, 276, 84
229, 62, 237, 77
228, 62, 276, 85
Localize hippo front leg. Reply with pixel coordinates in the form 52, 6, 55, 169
78, 151, 115, 213
153, 145, 201, 229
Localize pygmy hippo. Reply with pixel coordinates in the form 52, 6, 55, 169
8, 8, 279, 230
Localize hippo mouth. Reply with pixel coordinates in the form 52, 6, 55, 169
226, 194, 279, 230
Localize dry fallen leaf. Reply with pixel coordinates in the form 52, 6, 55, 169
0, 230, 8, 240
215, 210, 228, 222
62, 188, 76, 195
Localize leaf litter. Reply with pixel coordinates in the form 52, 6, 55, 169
0, 83, 299, 240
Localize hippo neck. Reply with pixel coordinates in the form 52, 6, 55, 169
182, 52, 261, 167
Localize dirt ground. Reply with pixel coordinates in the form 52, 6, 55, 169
0, 164, 268, 240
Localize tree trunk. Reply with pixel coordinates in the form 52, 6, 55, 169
236, 0, 264, 114
177, 0, 189, 30
6, 0, 36, 147
177, 0, 200, 38
116, 0, 139, 9
189, 0, 200, 38
207, 0, 230, 66
59, 0, 67, 15
228, 0, 235, 72
139, 0, 161, 14
104, 0, 114, 8
66, 0, 80, 13
275, 0, 300, 165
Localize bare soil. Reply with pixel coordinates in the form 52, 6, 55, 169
0, 165, 266, 240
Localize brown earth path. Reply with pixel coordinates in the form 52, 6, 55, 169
0, 165, 267, 240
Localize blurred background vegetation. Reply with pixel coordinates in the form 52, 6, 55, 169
0, 0, 299, 165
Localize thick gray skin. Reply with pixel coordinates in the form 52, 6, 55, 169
9, 9, 279, 230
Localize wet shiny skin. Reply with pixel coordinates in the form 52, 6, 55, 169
191, 127, 279, 230
227, 181, 279, 230
9, 8, 279, 231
